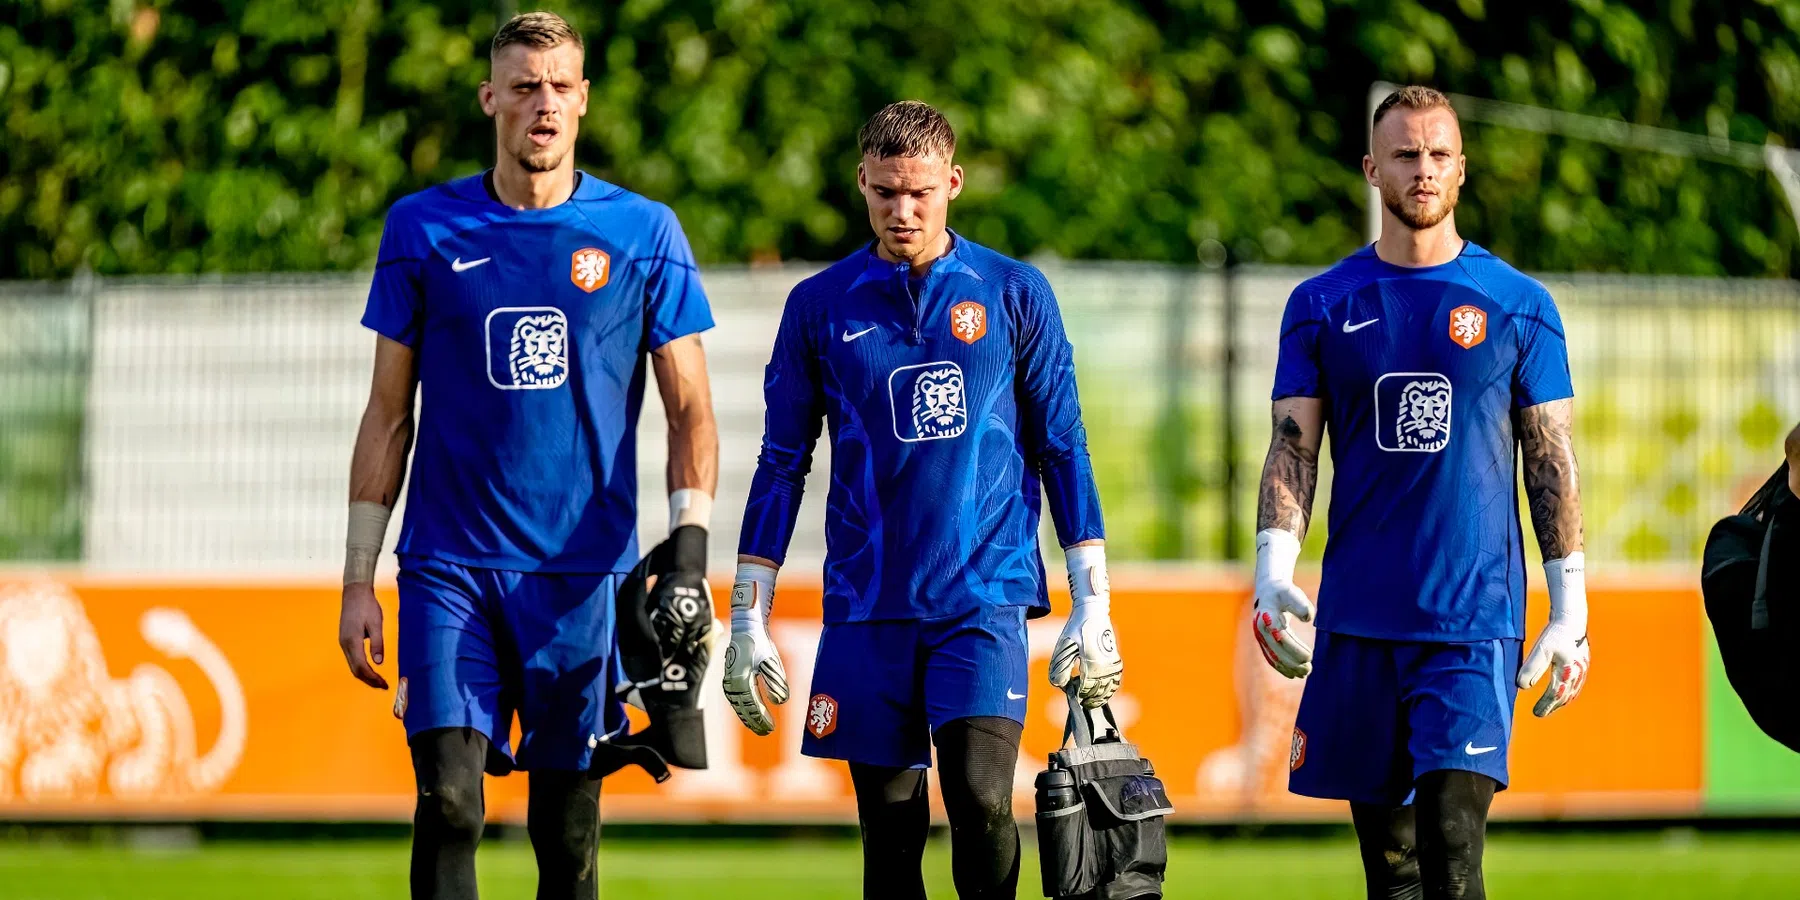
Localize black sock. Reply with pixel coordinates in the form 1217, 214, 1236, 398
527, 769, 603, 900
1415, 770, 1496, 900
1351, 801, 1424, 900
933, 716, 1023, 899
849, 762, 929, 900
410, 728, 488, 900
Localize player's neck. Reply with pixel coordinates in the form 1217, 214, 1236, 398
490, 160, 578, 210
875, 229, 953, 276
1374, 216, 1464, 268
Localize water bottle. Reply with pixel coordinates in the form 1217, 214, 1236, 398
1035, 765, 1080, 814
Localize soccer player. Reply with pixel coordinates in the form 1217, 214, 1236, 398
723, 101, 1122, 899
334, 13, 718, 900
1252, 86, 1589, 900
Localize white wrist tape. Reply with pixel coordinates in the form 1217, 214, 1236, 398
732, 562, 778, 626
1255, 528, 1301, 585
1542, 552, 1588, 631
1065, 544, 1109, 607
669, 488, 713, 532
344, 501, 392, 586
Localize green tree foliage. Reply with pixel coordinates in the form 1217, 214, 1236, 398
4, 0, 1800, 276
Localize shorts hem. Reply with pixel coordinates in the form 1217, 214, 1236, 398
801, 743, 930, 770
1411, 759, 1510, 791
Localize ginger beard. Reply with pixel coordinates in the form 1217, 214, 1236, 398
1382, 167, 1460, 231
483, 42, 587, 174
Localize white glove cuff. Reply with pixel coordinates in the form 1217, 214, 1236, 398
1542, 552, 1588, 631
1255, 529, 1301, 585
669, 488, 713, 531
732, 562, 777, 628
344, 501, 392, 586
1065, 544, 1109, 608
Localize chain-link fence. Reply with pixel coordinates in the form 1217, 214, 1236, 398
1, 264, 1795, 573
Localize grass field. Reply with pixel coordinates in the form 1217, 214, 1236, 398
4, 832, 1799, 899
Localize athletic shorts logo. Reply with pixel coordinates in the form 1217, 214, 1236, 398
889, 361, 968, 442
1375, 372, 1452, 453
486, 307, 569, 390
950, 300, 987, 344
1448, 304, 1486, 349
392, 676, 409, 719
570, 247, 610, 293
1289, 727, 1306, 771
806, 693, 839, 738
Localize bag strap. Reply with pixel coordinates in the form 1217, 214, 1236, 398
1059, 682, 1123, 749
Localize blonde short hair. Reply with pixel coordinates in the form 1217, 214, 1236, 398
491, 11, 583, 58
1372, 85, 1457, 128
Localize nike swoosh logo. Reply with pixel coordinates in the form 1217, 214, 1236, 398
1464, 742, 1497, 755
842, 326, 878, 343
1342, 318, 1380, 333
451, 257, 491, 272
1006, 689, 1026, 700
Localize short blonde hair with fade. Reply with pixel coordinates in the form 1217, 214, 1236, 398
1372, 85, 1457, 129
858, 101, 957, 161
491, 11, 583, 59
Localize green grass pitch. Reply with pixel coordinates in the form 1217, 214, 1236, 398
3, 833, 1798, 898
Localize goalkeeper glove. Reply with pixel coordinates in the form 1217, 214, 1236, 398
1252, 528, 1315, 679
1049, 544, 1124, 709
722, 562, 790, 735
1518, 552, 1590, 717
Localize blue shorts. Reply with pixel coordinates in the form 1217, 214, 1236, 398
802, 605, 1030, 769
1289, 632, 1521, 805
396, 556, 626, 772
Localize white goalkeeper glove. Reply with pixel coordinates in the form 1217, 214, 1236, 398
1049, 544, 1124, 709
1252, 529, 1315, 679
722, 562, 790, 735
1518, 552, 1590, 717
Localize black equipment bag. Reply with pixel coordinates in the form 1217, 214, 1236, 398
1034, 686, 1173, 899
1701, 461, 1800, 753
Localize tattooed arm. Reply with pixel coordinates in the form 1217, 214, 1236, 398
1256, 396, 1325, 540
1518, 398, 1583, 559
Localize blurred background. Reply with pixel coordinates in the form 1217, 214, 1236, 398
4, 1, 1800, 897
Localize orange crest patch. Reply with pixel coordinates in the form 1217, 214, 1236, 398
949, 301, 987, 344
806, 693, 839, 739
1289, 727, 1307, 771
1448, 304, 1486, 349
570, 247, 611, 293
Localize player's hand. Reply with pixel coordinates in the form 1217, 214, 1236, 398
1253, 529, 1314, 679
338, 582, 389, 690
648, 524, 713, 660
1519, 553, 1590, 717
1049, 545, 1123, 708
723, 563, 789, 735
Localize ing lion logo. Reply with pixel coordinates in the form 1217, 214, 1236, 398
1396, 380, 1452, 451
0, 581, 247, 801
911, 366, 966, 439
510, 313, 568, 388
1448, 304, 1486, 349
806, 693, 838, 739
950, 301, 986, 344
570, 247, 610, 293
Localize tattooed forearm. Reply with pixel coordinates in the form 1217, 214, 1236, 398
1519, 398, 1584, 560
1256, 405, 1322, 539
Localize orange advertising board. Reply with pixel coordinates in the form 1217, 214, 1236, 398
0, 572, 1701, 822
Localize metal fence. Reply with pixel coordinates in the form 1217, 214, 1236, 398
1, 264, 1795, 574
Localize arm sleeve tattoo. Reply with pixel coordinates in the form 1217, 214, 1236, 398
1518, 398, 1583, 559
1256, 413, 1319, 539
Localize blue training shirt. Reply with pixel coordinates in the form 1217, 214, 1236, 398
1271, 242, 1573, 642
739, 234, 1104, 623
362, 171, 713, 573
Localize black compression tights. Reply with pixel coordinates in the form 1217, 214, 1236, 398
1351, 770, 1497, 900
848, 716, 1024, 900
409, 728, 603, 900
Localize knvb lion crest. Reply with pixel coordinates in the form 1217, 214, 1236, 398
949, 300, 987, 344
1448, 304, 1486, 349
1289, 728, 1307, 771
806, 693, 838, 739
570, 247, 610, 293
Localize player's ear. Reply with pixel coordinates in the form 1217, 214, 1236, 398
856, 162, 867, 193
1362, 154, 1379, 188
579, 79, 590, 117
479, 80, 496, 117
947, 163, 964, 201
1457, 154, 1466, 186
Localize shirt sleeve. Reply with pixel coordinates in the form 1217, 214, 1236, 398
1514, 288, 1574, 407
1271, 285, 1323, 400
361, 204, 426, 347
737, 285, 825, 564
644, 204, 714, 349
1011, 265, 1105, 548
